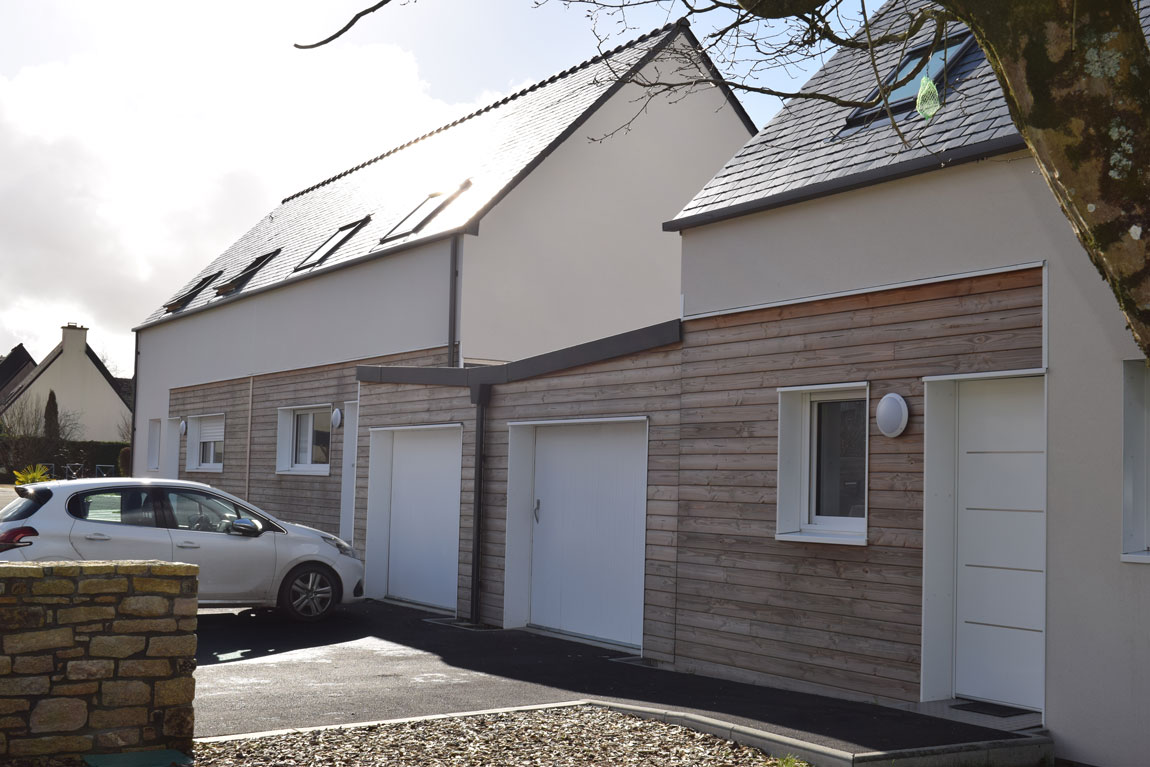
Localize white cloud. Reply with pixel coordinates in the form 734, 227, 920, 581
0, 1, 495, 371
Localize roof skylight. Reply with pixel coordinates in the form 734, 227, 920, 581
295, 217, 371, 271
215, 250, 280, 296
164, 271, 222, 313
380, 179, 473, 245
846, 33, 974, 126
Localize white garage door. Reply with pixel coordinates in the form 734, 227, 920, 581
366, 426, 462, 610
529, 421, 647, 647
954, 377, 1045, 710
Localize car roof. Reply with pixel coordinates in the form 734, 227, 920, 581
26, 477, 216, 492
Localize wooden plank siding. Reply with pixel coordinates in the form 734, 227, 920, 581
169, 347, 447, 534
670, 267, 1043, 703
346, 268, 1041, 706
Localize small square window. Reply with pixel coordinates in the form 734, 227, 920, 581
777, 383, 869, 545
276, 405, 332, 476
380, 179, 472, 245
185, 414, 225, 473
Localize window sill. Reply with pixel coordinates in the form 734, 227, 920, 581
187, 465, 223, 474
776, 530, 867, 546
1120, 551, 1150, 564
276, 465, 331, 477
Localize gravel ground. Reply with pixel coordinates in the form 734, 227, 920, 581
195, 706, 808, 767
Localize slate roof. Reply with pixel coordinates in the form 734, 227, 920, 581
140, 20, 744, 329
667, 0, 1096, 230
0, 344, 36, 403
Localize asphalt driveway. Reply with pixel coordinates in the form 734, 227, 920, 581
194, 601, 1020, 755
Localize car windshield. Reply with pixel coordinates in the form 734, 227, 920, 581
0, 487, 52, 523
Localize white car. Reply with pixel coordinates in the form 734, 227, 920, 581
0, 478, 363, 621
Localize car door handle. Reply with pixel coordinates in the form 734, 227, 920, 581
85, 533, 111, 541
176, 542, 200, 549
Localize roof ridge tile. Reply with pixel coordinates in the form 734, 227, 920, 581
281, 20, 680, 204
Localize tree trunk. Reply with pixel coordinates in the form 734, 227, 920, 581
953, 0, 1150, 356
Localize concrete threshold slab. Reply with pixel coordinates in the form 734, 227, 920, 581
197, 698, 1054, 767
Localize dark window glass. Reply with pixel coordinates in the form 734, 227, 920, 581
66, 489, 160, 527
0, 493, 48, 523
166, 490, 261, 534
814, 399, 867, 518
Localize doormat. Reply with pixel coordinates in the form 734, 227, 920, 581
951, 700, 1035, 718
422, 617, 503, 631
608, 655, 659, 668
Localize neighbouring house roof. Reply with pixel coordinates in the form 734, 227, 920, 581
139, 21, 751, 330
667, 2, 1150, 231
0, 344, 36, 403
1, 344, 132, 413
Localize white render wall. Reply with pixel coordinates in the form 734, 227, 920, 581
132, 240, 452, 476
1043, 209, 1146, 766
10, 329, 130, 443
680, 153, 1052, 318
460, 48, 752, 362
682, 152, 1150, 765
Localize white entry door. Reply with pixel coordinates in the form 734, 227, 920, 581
530, 421, 647, 647
954, 377, 1046, 710
366, 426, 462, 610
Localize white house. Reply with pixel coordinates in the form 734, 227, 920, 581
346, 2, 1149, 764
1, 324, 132, 443
131, 21, 754, 540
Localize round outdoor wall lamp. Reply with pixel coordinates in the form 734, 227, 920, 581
331, 408, 343, 430
876, 393, 909, 438
179, 420, 187, 436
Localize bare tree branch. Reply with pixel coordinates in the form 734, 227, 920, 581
295, 0, 396, 50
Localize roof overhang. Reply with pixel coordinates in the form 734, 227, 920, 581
664, 133, 1026, 233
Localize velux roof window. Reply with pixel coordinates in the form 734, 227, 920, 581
164, 271, 222, 313
380, 179, 473, 245
846, 33, 974, 127
295, 217, 371, 272
215, 250, 280, 296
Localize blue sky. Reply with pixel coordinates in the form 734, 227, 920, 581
0, 0, 825, 373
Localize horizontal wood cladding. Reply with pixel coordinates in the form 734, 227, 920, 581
670, 267, 1042, 702
170, 347, 447, 534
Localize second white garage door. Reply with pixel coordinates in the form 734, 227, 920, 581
529, 421, 647, 648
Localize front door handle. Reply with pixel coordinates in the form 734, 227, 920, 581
533, 499, 541, 523
176, 542, 200, 549
85, 533, 111, 541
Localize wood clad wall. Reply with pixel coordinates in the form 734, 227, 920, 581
483, 346, 683, 658
354, 382, 477, 618
169, 347, 446, 533
672, 268, 1043, 703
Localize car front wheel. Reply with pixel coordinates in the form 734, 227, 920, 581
278, 564, 341, 621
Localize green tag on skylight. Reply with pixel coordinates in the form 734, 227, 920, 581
916, 76, 941, 121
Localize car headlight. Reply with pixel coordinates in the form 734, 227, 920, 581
321, 535, 356, 558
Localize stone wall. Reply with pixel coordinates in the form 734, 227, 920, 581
0, 561, 197, 762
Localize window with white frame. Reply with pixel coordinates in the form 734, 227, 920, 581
776, 383, 869, 545
186, 414, 224, 473
146, 419, 161, 471
276, 405, 332, 475
1122, 361, 1149, 562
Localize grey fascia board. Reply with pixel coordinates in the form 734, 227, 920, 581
133, 228, 465, 333
356, 319, 682, 391
355, 366, 469, 387
664, 133, 1027, 232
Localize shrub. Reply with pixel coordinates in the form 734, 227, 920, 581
13, 464, 50, 485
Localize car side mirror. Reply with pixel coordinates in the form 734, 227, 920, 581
230, 518, 261, 537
